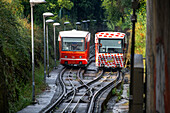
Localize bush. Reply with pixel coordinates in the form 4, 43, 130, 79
112, 88, 117, 95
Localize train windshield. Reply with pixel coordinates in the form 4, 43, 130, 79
62, 37, 85, 51
99, 39, 123, 53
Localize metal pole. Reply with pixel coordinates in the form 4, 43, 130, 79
31, 3, 35, 103
46, 24, 50, 77
103, 22, 104, 31
54, 26, 57, 68
87, 22, 88, 31
129, 0, 137, 112
43, 16, 46, 83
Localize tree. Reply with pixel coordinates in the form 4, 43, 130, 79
101, 0, 132, 30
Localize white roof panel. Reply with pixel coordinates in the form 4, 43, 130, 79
96, 32, 125, 39
59, 29, 89, 37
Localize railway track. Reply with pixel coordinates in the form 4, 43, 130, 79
88, 70, 123, 113
43, 65, 122, 113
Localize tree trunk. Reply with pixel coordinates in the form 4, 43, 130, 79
146, 0, 170, 113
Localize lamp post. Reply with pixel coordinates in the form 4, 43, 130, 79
103, 20, 107, 31
82, 20, 87, 30
46, 19, 54, 77
30, 0, 46, 103
76, 22, 81, 30
86, 20, 90, 31
64, 22, 70, 30
53, 23, 60, 69
43, 12, 54, 83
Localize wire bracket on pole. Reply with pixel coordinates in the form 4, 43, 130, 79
131, 15, 137, 23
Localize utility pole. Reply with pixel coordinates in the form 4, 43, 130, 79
129, 0, 139, 112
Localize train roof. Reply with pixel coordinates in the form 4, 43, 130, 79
95, 32, 125, 39
59, 29, 89, 38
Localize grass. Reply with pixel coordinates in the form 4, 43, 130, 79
112, 82, 124, 103
9, 63, 47, 113
112, 88, 117, 95
127, 88, 129, 98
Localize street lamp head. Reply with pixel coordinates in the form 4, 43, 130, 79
53, 23, 60, 26
87, 20, 90, 22
46, 19, 55, 23
103, 20, 107, 22
30, 0, 46, 4
43, 12, 54, 17
64, 22, 70, 25
76, 22, 81, 25
82, 20, 87, 23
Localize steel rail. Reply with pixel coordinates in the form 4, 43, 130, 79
43, 68, 67, 113
61, 68, 82, 113
67, 68, 74, 87
70, 92, 87, 113
94, 72, 117, 112
64, 69, 104, 97
61, 69, 76, 113
78, 70, 104, 89
87, 71, 122, 113
61, 88, 76, 113
44, 68, 104, 112
77, 68, 89, 89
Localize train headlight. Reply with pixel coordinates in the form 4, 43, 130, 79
65, 56, 67, 58
65, 61, 68, 64
101, 64, 104, 67
116, 64, 120, 68
79, 56, 82, 58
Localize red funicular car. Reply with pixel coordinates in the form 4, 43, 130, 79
58, 30, 91, 66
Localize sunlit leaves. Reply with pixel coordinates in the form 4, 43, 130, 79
135, 2, 146, 57
102, 0, 146, 56
58, 0, 74, 10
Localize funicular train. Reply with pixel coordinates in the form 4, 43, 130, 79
58, 29, 91, 66
95, 32, 127, 68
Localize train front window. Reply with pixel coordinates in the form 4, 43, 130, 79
62, 37, 85, 51
99, 39, 123, 53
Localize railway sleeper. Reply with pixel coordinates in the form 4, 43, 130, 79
80, 99, 90, 103
76, 92, 87, 96
72, 96, 89, 103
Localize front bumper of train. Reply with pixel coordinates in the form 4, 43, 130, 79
60, 58, 88, 66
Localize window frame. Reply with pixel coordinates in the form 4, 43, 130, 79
61, 37, 85, 51
99, 38, 123, 53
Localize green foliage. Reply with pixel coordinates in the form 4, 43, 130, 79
112, 88, 117, 95
9, 63, 46, 112
0, 0, 48, 112
102, 0, 146, 56
127, 88, 129, 97
58, 0, 74, 10
135, 1, 146, 57
121, 82, 124, 90
102, 0, 132, 30
69, 0, 104, 24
